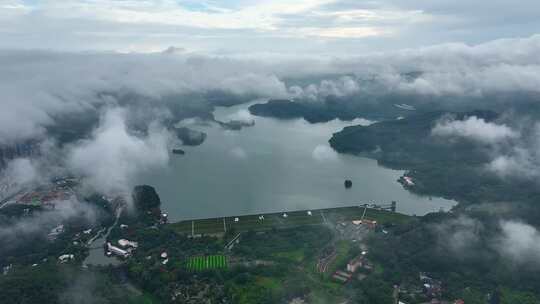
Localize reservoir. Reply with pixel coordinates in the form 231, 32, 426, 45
135, 101, 456, 221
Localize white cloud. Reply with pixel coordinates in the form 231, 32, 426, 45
298, 26, 389, 38
432, 116, 518, 144
229, 146, 248, 159
497, 221, 540, 265
434, 216, 483, 255
434, 217, 540, 266
0, 50, 291, 144
1, 0, 540, 54
0, 35, 538, 159
1, 36, 540, 184
0, 158, 43, 201
488, 153, 529, 178
0, 197, 98, 252
487, 123, 540, 179
290, 76, 361, 100
225, 109, 255, 124
67, 108, 170, 197
312, 145, 339, 162
1, 158, 40, 186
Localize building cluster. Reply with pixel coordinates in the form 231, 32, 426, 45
332, 270, 353, 283
161, 252, 169, 265
420, 272, 442, 299
397, 273, 467, 304
316, 246, 336, 273
352, 219, 377, 229
170, 281, 224, 303
17, 188, 71, 206
401, 175, 415, 186
160, 212, 169, 225
107, 239, 139, 258
332, 252, 373, 284
7, 178, 76, 209
2, 264, 12, 276
335, 219, 377, 242
58, 254, 75, 263
47, 224, 65, 241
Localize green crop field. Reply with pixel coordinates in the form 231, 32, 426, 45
187, 255, 228, 271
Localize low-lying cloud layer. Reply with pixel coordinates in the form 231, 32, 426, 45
497, 221, 540, 265
428, 112, 540, 181
434, 216, 483, 257
487, 124, 540, 179
0, 34, 540, 198
0, 50, 290, 145
434, 216, 540, 267
312, 145, 339, 162
1, 34, 540, 146
0, 197, 98, 251
290, 76, 361, 101
1, 107, 172, 201
1, 158, 41, 188
67, 108, 171, 196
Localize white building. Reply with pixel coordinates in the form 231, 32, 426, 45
48, 224, 65, 240
403, 176, 415, 186
118, 239, 138, 249
58, 254, 74, 263
107, 242, 129, 258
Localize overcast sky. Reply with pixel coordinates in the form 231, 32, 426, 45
1, 0, 539, 54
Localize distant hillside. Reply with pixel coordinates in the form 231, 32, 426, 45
329, 110, 540, 206
248, 98, 426, 123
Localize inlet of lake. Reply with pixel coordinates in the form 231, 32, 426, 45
135, 101, 456, 222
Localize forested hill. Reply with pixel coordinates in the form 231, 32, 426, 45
329, 110, 496, 166
248, 98, 425, 123
329, 110, 540, 206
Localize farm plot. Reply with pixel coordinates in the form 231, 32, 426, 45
187, 255, 228, 271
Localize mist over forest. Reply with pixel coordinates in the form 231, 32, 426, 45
2, 2, 540, 303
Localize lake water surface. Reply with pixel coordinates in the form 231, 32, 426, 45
135, 102, 456, 221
